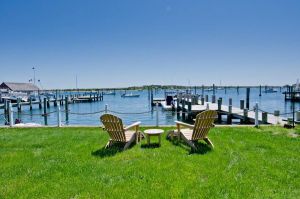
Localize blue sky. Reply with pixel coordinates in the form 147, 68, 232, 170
0, 0, 299, 89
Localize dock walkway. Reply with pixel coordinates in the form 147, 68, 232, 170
179, 100, 287, 125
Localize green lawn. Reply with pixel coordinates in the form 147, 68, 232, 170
0, 126, 299, 198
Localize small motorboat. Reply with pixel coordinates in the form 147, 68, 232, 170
103, 91, 116, 95
121, 93, 140, 98
264, 88, 277, 93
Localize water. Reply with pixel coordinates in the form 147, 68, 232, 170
0, 88, 299, 126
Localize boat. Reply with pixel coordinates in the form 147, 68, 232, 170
0, 90, 29, 102
103, 91, 116, 95
263, 88, 277, 93
121, 93, 140, 98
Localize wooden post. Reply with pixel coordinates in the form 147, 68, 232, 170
39, 97, 42, 109
54, 96, 57, 107
8, 101, 13, 127
57, 103, 61, 127
262, 112, 268, 124
17, 98, 21, 112
156, 102, 159, 127
243, 108, 248, 124
255, 102, 259, 127
177, 93, 181, 110
212, 95, 216, 103
240, 100, 244, 109
201, 97, 204, 105
65, 96, 69, 122
105, 104, 108, 113
194, 86, 197, 95
182, 97, 186, 111
4, 100, 8, 124
47, 97, 50, 108
259, 85, 262, 97
43, 98, 48, 125
188, 101, 192, 113
205, 95, 208, 102
246, 88, 250, 109
194, 95, 199, 105
218, 98, 222, 123
29, 98, 33, 110
227, 98, 232, 124
151, 89, 153, 106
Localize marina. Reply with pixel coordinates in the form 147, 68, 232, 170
0, 86, 299, 126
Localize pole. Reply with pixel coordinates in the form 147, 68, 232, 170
57, 103, 61, 127
292, 92, 295, 128
259, 85, 262, 97
246, 88, 250, 109
255, 102, 259, 127
65, 96, 68, 123
105, 104, 108, 113
156, 102, 159, 127
43, 98, 48, 125
8, 101, 13, 127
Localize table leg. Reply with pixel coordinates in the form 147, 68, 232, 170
147, 134, 150, 145
158, 134, 161, 146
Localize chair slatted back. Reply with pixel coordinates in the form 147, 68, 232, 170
100, 114, 126, 142
192, 110, 217, 140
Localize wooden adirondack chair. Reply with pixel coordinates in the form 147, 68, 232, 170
100, 114, 141, 150
175, 110, 217, 150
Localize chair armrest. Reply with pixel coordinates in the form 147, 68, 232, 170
175, 121, 194, 129
124, 121, 141, 131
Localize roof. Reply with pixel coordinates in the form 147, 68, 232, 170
0, 82, 40, 91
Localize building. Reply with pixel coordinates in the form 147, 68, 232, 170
0, 82, 39, 93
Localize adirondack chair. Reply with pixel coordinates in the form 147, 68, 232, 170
175, 110, 217, 150
100, 114, 141, 150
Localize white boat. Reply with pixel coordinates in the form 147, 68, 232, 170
121, 93, 140, 98
0, 90, 29, 102
103, 91, 116, 95
264, 88, 277, 93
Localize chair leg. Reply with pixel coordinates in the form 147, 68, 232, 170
105, 139, 113, 148
187, 140, 197, 151
204, 137, 214, 148
181, 133, 197, 151
123, 134, 136, 150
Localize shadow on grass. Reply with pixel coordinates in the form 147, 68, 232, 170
140, 143, 160, 149
91, 143, 130, 158
167, 136, 212, 155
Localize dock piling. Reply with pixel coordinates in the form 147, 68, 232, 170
246, 88, 250, 109
29, 98, 33, 110
227, 98, 232, 124
156, 102, 159, 127
240, 100, 244, 110
8, 101, 13, 127
65, 96, 69, 122
262, 112, 268, 124
57, 103, 61, 127
255, 102, 259, 127
43, 98, 48, 125
218, 98, 222, 123
17, 98, 21, 112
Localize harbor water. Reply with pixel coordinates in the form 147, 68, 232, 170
0, 88, 299, 126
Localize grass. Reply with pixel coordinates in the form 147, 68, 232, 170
0, 126, 299, 198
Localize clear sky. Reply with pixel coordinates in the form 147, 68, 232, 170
0, 0, 299, 89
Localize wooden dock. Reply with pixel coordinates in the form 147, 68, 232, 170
179, 101, 286, 125
174, 93, 287, 125
0, 93, 103, 110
